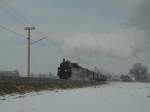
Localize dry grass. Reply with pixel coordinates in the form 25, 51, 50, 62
0, 77, 106, 95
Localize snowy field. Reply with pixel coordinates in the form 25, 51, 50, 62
0, 82, 150, 112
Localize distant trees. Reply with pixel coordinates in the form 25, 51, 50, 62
0, 69, 20, 77
94, 67, 107, 81
129, 63, 148, 81
120, 75, 132, 81
14, 69, 20, 76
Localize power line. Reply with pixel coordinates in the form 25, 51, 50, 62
0, 0, 58, 48
0, 1, 63, 76
30, 36, 48, 45
0, 0, 32, 27
0, 0, 61, 52
0, 24, 26, 39
0, 24, 50, 48
0, 0, 50, 40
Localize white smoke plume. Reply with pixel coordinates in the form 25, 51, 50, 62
127, 0, 150, 60
128, 0, 150, 34
63, 0, 150, 61
63, 28, 145, 58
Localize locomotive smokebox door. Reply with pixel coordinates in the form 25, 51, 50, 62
57, 59, 72, 79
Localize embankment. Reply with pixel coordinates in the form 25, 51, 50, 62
0, 77, 105, 95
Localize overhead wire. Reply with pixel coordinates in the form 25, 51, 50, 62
0, 24, 26, 39
0, 0, 60, 51
30, 36, 48, 45
0, 0, 63, 75
0, 0, 32, 27
0, 24, 49, 48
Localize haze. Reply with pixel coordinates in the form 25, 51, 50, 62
0, 0, 149, 76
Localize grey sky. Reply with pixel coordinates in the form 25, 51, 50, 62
0, 0, 148, 76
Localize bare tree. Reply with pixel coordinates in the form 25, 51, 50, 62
130, 63, 148, 81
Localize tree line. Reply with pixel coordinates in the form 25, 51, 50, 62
121, 63, 149, 81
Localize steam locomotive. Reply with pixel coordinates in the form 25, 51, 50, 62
57, 59, 107, 81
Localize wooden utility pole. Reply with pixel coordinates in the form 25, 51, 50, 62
24, 27, 35, 77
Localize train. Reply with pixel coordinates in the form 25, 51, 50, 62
57, 59, 107, 81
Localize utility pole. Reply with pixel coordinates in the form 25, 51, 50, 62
24, 27, 35, 77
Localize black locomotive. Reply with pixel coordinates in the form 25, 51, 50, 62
57, 59, 107, 81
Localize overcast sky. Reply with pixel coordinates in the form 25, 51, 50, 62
0, 0, 149, 76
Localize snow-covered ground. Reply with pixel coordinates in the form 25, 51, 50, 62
0, 82, 150, 112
